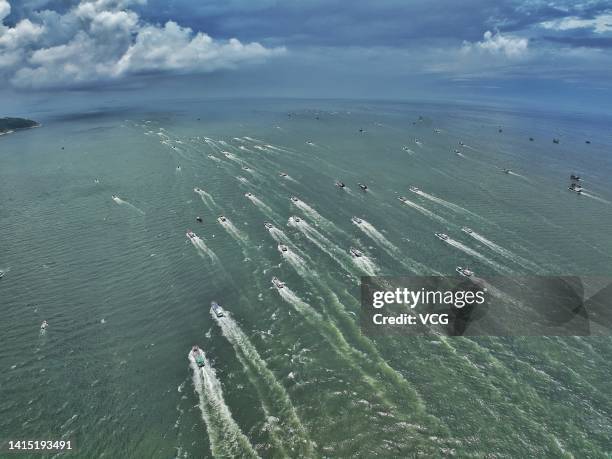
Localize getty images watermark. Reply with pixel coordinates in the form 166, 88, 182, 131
360, 276, 612, 336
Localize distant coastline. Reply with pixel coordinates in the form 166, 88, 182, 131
0, 117, 40, 137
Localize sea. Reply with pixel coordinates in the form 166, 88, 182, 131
1, 98, 611, 458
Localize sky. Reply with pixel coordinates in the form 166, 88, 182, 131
1, 0, 612, 113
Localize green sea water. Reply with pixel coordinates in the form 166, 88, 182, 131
1, 99, 611, 458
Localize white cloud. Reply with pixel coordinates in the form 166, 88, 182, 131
540, 13, 612, 34
0, 0, 285, 88
0, 0, 10, 22
462, 30, 528, 58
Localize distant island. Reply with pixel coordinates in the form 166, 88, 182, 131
0, 117, 40, 136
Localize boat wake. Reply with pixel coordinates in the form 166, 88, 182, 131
188, 234, 219, 262
414, 190, 480, 219
219, 218, 247, 242
351, 254, 378, 276
194, 188, 218, 210
212, 312, 314, 457
111, 196, 145, 215
445, 237, 511, 274
582, 192, 611, 205
288, 218, 351, 272
188, 351, 260, 458
246, 194, 281, 220
399, 197, 447, 224
467, 231, 540, 272
354, 219, 429, 273
280, 248, 309, 274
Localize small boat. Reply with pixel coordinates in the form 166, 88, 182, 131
529, 137, 534, 141
358, 183, 368, 191
358, 128, 364, 133
0, 270, 4, 279
453, 149, 461, 154
278, 244, 288, 253
242, 166, 251, 171
264, 222, 274, 229
211, 301, 224, 318
585, 140, 591, 144
194, 187, 202, 193
186, 230, 196, 239
409, 186, 419, 193
111, 194, 118, 199
461, 227, 473, 234
306, 140, 314, 145
290, 196, 299, 203
351, 216, 363, 225
335, 180, 345, 188
279, 172, 288, 177
553, 138, 560, 144
434, 129, 441, 133
40, 320, 48, 330
289, 216, 301, 224
271, 277, 285, 289
223, 151, 232, 157
218, 216, 227, 223
570, 174, 581, 181
568, 183, 583, 193
458, 141, 465, 146
245, 192, 253, 198
398, 196, 408, 202
456, 266, 474, 277
349, 247, 363, 258
191, 346, 206, 368
196, 217, 203, 223
502, 168, 511, 174
435, 232, 449, 241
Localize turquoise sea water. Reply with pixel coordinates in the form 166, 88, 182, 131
1, 99, 612, 457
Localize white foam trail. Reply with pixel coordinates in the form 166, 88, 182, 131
354, 219, 428, 273
188, 352, 260, 458
399, 197, 447, 224
508, 171, 528, 180
414, 190, 479, 218
351, 255, 378, 275
582, 192, 611, 205
292, 199, 322, 221
188, 235, 219, 262
354, 220, 398, 256
112, 196, 145, 215
467, 231, 540, 272
445, 238, 511, 273
219, 219, 246, 242
280, 248, 309, 274
194, 188, 217, 210
246, 195, 279, 220
207, 154, 222, 163
293, 199, 346, 237
236, 176, 252, 186
212, 312, 314, 457
266, 227, 290, 245
288, 219, 355, 276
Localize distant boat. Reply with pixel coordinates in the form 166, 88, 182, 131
435, 232, 449, 241
568, 183, 583, 193
271, 277, 285, 289
349, 247, 363, 258
456, 266, 474, 277
358, 183, 368, 191
553, 138, 560, 144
